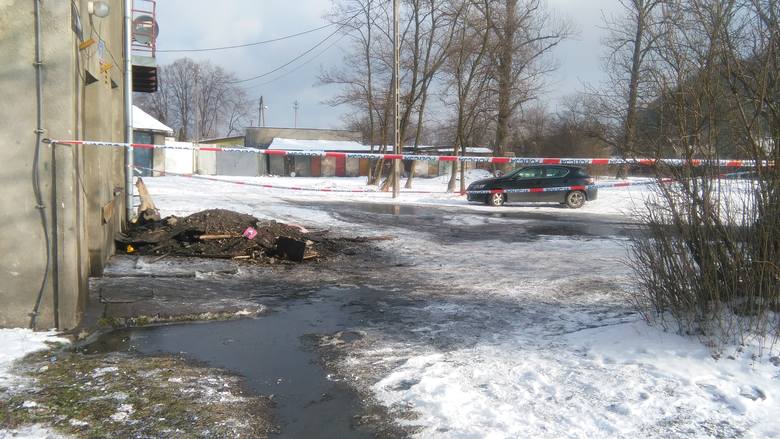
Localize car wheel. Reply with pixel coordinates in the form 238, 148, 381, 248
565, 190, 586, 208
487, 192, 505, 207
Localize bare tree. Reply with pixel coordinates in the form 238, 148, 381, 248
491, 0, 572, 164
589, 0, 663, 177
404, 0, 461, 188
137, 58, 251, 141
444, 0, 493, 193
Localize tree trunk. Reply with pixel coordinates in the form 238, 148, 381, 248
493, 0, 517, 170
618, 0, 647, 179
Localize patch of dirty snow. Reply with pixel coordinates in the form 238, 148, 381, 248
0, 329, 69, 439
109, 404, 134, 422
91, 366, 119, 377
0, 329, 68, 389
0, 425, 71, 439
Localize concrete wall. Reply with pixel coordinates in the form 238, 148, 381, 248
245, 127, 362, 148
164, 149, 195, 175
412, 161, 430, 177
345, 158, 360, 177
196, 150, 217, 175
0, 0, 128, 329
213, 152, 263, 176
321, 157, 337, 177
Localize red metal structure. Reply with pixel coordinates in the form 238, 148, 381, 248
130, 0, 158, 93
131, 0, 157, 57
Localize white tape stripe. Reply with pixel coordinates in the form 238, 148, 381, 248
53, 140, 768, 168
131, 166, 448, 194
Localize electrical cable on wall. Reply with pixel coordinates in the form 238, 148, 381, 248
29, 0, 54, 330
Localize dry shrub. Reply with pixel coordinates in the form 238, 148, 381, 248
629, 164, 779, 352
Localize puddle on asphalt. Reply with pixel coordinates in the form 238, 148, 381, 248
82, 288, 376, 439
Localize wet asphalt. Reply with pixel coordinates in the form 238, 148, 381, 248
86, 202, 637, 438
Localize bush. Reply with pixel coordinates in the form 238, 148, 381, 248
629, 165, 779, 353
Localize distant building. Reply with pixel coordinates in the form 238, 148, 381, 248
267, 138, 374, 177
245, 127, 362, 148
133, 105, 173, 176
201, 135, 246, 147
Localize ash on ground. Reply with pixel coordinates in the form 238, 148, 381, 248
117, 209, 383, 264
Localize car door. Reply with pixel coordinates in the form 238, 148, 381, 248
537, 167, 571, 202
506, 167, 542, 202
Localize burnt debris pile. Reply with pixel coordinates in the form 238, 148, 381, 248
118, 209, 337, 263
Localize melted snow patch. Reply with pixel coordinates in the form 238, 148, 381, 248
0, 424, 70, 438
110, 404, 134, 422
91, 366, 119, 377
0, 329, 68, 389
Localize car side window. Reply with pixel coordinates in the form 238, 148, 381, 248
514, 168, 540, 179
542, 167, 569, 178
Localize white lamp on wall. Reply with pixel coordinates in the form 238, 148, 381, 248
88, 1, 110, 18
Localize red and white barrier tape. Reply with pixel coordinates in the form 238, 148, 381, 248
134, 165, 754, 197
133, 165, 676, 196
131, 166, 447, 194
466, 179, 669, 195
53, 139, 767, 168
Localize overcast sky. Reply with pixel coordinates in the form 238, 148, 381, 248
154, 0, 620, 130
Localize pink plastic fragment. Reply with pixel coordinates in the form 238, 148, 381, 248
242, 227, 258, 240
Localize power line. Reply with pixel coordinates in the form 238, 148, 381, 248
157, 23, 335, 53
242, 30, 349, 90
229, 25, 344, 84
229, 5, 369, 85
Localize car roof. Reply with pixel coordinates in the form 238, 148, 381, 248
523, 164, 585, 170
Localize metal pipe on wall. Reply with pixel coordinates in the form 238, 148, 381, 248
29, 0, 57, 329
124, 0, 134, 221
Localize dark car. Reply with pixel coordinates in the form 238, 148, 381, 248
466, 165, 598, 208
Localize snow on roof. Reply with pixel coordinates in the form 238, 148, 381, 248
132, 105, 174, 134
269, 138, 371, 152
434, 147, 493, 154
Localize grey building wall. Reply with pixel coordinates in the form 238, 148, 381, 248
346, 158, 360, 177
0, 0, 127, 329
245, 127, 362, 148
197, 150, 217, 175
216, 152, 263, 176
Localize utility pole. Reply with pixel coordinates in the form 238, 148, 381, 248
392, 0, 400, 199
258, 96, 266, 127
293, 100, 300, 128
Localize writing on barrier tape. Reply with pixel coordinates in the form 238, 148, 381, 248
52, 140, 768, 168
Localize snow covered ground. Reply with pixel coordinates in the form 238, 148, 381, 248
0, 329, 69, 439
142, 172, 654, 219
0, 329, 68, 390
138, 176, 780, 437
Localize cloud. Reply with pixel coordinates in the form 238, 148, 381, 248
153, 0, 618, 129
